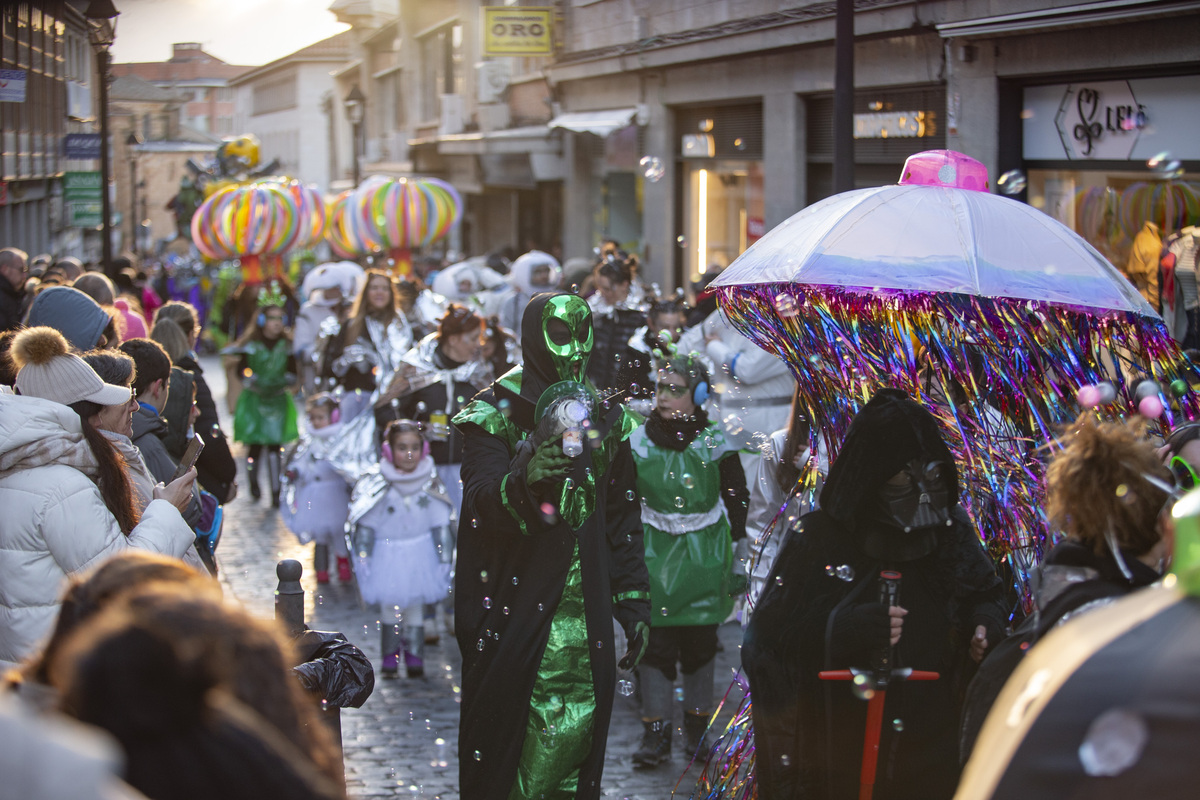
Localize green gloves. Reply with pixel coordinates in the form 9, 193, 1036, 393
525, 438, 572, 486
618, 620, 649, 670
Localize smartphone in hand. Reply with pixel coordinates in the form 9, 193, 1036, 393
171, 433, 205, 482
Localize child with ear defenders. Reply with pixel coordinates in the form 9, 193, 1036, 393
280, 393, 353, 584
346, 419, 454, 678
224, 285, 299, 507
627, 354, 749, 769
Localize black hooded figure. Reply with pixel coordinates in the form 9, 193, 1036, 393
743, 389, 1006, 800
453, 292, 651, 800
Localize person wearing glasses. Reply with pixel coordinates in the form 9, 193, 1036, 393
628, 354, 749, 767
960, 414, 1178, 761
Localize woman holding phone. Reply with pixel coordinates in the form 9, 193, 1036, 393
0, 327, 197, 671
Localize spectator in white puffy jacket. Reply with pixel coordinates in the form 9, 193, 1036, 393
0, 327, 196, 670
495, 250, 561, 340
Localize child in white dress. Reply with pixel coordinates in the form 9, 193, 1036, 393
347, 420, 454, 677
280, 393, 352, 584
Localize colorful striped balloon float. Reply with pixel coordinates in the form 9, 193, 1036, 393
190, 178, 327, 283
324, 175, 463, 277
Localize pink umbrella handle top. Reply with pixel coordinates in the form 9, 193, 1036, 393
898, 149, 990, 192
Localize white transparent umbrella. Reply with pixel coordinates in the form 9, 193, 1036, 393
710, 150, 1156, 318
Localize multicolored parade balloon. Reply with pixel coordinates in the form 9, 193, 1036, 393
190, 178, 326, 284
325, 175, 463, 277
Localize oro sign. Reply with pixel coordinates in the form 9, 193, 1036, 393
483, 7, 552, 56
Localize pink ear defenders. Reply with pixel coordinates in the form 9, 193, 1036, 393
329, 405, 341, 424
381, 430, 431, 463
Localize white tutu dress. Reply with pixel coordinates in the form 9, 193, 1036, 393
348, 455, 453, 609
280, 423, 351, 551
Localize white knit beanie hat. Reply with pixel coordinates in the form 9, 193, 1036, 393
10, 326, 132, 407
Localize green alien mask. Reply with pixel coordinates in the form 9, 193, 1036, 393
541, 294, 593, 382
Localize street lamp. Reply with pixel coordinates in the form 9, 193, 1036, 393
126, 132, 141, 256
85, 0, 120, 276
343, 84, 365, 189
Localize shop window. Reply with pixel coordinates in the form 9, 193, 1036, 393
806, 87, 946, 204
676, 103, 763, 161
681, 161, 765, 287
1027, 168, 1200, 273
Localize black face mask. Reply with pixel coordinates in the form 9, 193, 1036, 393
879, 459, 953, 532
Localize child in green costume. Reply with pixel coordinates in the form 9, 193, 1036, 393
629, 354, 749, 767
224, 283, 298, 507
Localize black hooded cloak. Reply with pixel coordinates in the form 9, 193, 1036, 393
743, 389, 1006, 800
452, 292, 651, 800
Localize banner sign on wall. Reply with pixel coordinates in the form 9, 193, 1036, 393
0, 69, 26, 103
482, 7, 553, 56
1023, 74, 1200, 162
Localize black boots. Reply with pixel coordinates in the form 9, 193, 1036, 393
246, 456, 261, 500
264, 448, 282, 508
684, 711, 711, 758
633, 718, 672, 768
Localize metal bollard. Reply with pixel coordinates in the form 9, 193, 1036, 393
275, 559, 344, 770
275, 559, 305, 637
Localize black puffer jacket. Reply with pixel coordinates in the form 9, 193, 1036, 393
743, 389, 1006, 800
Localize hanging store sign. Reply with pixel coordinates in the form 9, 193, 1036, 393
64, 171, 103, 228
853, 111, 929, 139
482, 7, 553, 55
0, 69, 26, 103
64, 133, 103, 160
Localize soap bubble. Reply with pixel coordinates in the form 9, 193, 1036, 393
639, 155, 665, 183
851, 673, 876, 701
892, 718, 905, 732
682, 473, 695, 489
676, 235, 687, 248
997, 169, 1027, 195
674, 496, 685, 508
618, 679, 636, 696
483, 597, 492, 609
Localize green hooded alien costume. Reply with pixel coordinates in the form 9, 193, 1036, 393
453, 292, 652, 800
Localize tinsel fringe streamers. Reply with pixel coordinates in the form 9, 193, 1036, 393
689, 673, 757, 800
716, 284, 1192, 613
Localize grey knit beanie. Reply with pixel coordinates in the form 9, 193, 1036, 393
26, 286, 111, 351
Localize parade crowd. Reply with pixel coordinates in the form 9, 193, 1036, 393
0, 241, 1197, 800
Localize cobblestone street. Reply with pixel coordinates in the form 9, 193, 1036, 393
205, 358, 747, 799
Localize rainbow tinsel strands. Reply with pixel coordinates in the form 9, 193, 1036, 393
716, 283, 1191, 612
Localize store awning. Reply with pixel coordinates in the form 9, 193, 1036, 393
935, 0, 1200, 37
549, 107, 638, 137
436, 125, 559, 156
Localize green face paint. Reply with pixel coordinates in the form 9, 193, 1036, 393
541, 295, 593, 382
